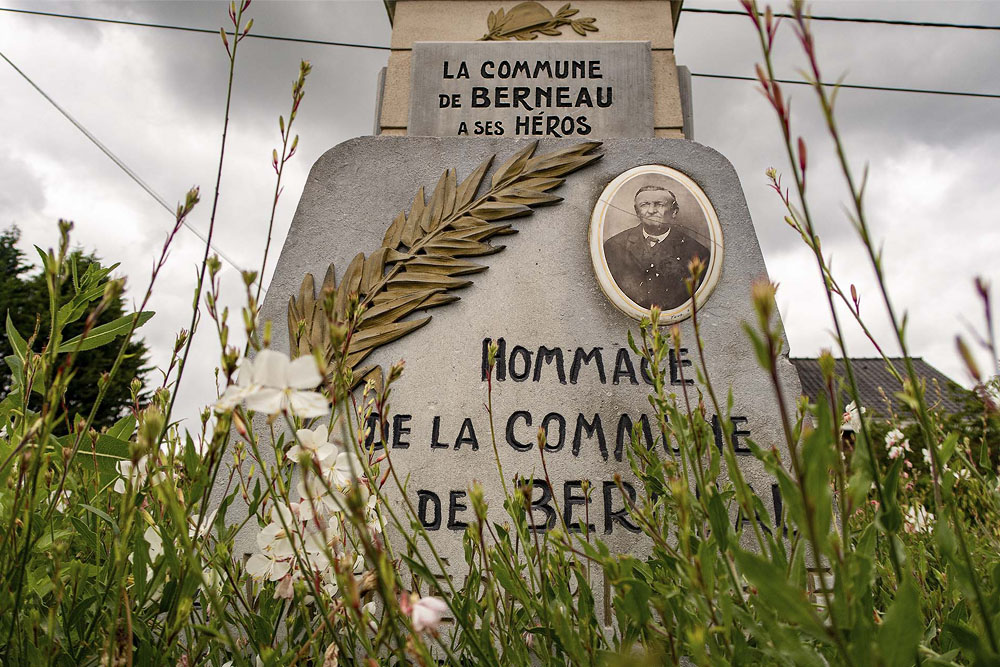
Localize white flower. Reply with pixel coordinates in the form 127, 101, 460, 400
51, 489, 72, 512
246, 553, 291, 582
903, 505, 934, 534
410, 596, 449, 633
144, 525, 164, 561
923, 447, 933, 465
215, 349, 329, 418
954, 468, 972, 482
287, 424, 338, 464
215, 357, 260, 411
113, 456, 164, 494
841, 401, 865, 434
274, 573, 296, 599
327, 451, 363, 488
362, 600, 379, 632
188, 510, 218, 540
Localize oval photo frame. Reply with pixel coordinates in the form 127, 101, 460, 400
589, 165, 724, 324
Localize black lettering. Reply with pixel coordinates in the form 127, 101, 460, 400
571, 60, 585, 78
532, 346, 566, 383
555, 61, 569, 78
613, 348, 638, 385
512, 61, 530, 78
589, 61, 602, 78
515, 115, 530, 135
616, 414, 655, 461
497, 60, 511, 78
556, 87, 571, 107
512, 87, 532, 110
732, 417, 751, 453
471, 87, 489, 107
640, 356, 657, 386
392, 414, 411, 449
481, 61, 495, 78
509, 345, 532, 381
772, 483, 788, 536
535, 87, 551, 108
546, 115, 562, 137
457, 61, 469, 78
455, 417, 479, 451
494, 86, 510, 108
417, 491, 441, 530
577, 116, 591, 135
365, 412, 382, 449
669, 347, 694, 385
457, 121, 469, 136
448, 490, 468, 530
570, 347, 605, 384
573, 413, 607, 460
430, 416, 448, 449
528, 479, 556, 532
603, 481, 640, 534
711, 415, 752, 455
533, 61, 553, 77
482, 337, 507, 381
564, 481, 595, 533
561, 116, 575, 135
596, 87, 613, 108
575, 87, 593, 107
506, 411, 533, 451
541, 412, 566, 453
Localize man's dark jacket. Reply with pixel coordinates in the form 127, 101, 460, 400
602, 225, 710, 310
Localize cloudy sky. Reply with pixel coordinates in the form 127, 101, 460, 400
2, 0, 998, 425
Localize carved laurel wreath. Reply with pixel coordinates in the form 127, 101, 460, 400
288, 140, 603, 388
480, 2, 598, 41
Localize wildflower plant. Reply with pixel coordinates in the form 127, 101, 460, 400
1, 1, 999, 666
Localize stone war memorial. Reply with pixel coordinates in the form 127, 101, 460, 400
235, 0, 799, 627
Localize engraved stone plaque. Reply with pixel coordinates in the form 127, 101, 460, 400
223, 137, 799, 622
408, 41, 654, 138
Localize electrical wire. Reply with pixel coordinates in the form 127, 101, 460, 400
0, 7, 392, 50
0, 49, 251, 278
681, 6, 1000, 31
4, 4, 998, 102
690, 71, 1000, 100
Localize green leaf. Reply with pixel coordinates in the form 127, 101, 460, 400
106, 415, 137, 441
734, 549, 829, 642
938, 431, 959, 467
6, 312, 28, 359
879, 578, 922, 667
80, 504, 120, 536
57, 311, 154, 353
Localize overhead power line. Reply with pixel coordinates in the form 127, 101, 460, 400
4, 4, 999, 103
0, 49, 250, 279
690, 72, 1000, 100
0, 7, 392, 50
682, 7, 1000, 31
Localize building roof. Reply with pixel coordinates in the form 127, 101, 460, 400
790, 357, 968, 417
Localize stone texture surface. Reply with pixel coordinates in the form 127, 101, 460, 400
391, 0, 675, 50
380, 51, 412, 131
652, 49, 682, 130
227, 137, 799, 616
408, 41, 653, 138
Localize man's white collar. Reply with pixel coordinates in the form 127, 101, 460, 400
642, 227, 671, 244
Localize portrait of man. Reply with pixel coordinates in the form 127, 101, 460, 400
602, 184, 711, 311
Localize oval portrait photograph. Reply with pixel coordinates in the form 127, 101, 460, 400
589, 164, 723, 323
